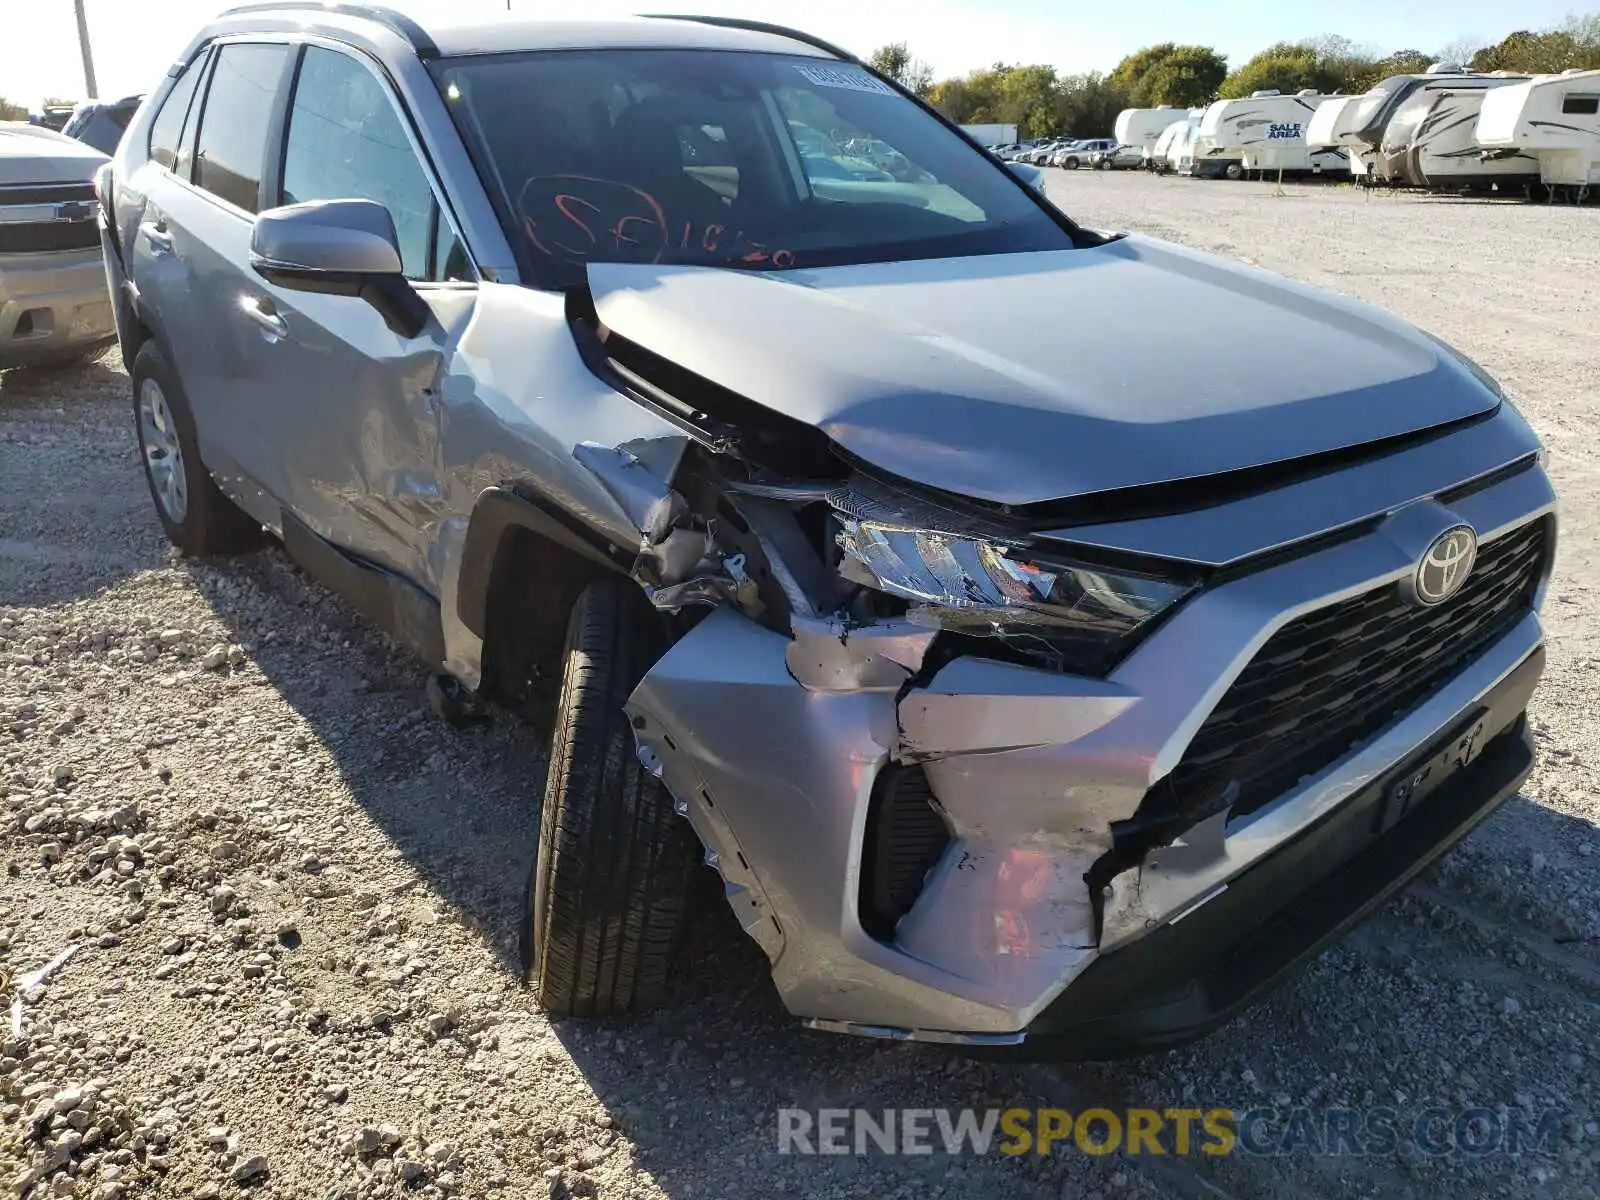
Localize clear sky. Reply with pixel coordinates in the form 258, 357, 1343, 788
3, 0, 1587, 106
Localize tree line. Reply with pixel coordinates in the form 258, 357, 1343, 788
869, 12, 1600, 139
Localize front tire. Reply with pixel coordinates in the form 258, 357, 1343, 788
1064, 157, 1080, 170
131, 340, 263, 556
526, 576, 699, 1016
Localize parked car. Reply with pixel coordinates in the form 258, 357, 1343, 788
1090, 144, 1145, 170
61, 95, 145, 155
1054, 138, 1116, 169
102, 8, 1554, 1058
30, 104, 79, 132
1027, 138, 1077, 165
1, 123, 116, 369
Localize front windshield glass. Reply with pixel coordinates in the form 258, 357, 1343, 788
432, 49, 1074, 287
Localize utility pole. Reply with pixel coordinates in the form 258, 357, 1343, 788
75, 0, 99, 98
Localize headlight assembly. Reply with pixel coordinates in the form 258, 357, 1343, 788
834, 516, 1194, 675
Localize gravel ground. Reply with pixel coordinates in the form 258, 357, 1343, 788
3, 171, 1598, 1200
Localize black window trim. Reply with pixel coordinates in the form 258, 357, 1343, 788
1560, 93, 1599, 116
145, 44, 211, 172
269, 33, 480, 286
185, 35, 296, 218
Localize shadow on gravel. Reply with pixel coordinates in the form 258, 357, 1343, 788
0, 354, 124, 408
177, 545, 551, 974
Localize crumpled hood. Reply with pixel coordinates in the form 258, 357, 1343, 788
587, 235, 1499, 506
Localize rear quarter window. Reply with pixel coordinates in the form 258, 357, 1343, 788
148, 57, 205, 170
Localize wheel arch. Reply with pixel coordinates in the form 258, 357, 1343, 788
455, 486, 638, 700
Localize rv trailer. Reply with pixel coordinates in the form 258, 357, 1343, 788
1306, 95, 1364, 178
1114, 106, 1187, 161
1194, 91, 1346, 179
1378, 77, 1537, 193
1334, 64, 1530, 185
1156, 114, 1205, 175
1476, 69, 1600, 195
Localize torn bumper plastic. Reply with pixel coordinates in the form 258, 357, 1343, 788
624, 464, 1554, 1045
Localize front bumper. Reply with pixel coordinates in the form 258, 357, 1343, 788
625, 452, 1555, 1048
1018, 653, 1538, 1059
0, 247, 115, 368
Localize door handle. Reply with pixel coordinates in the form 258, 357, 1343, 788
243, 296, 289, 342
139, 220, 172, 254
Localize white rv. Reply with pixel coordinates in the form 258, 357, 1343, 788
1476, 69, 1600, 191
1113, 107, 1187, 160
1150, 114, 1204, 174
1330, 64, 1528, 185
1306, 95, 1364, 177
1194, 90, 1347, 178
1377, 77, 1537, 192
1144, 109, 1204, 170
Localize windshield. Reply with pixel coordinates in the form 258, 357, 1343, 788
432, 49, 1074, 287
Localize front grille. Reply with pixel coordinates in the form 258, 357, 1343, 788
0, 183, 100, 254
1168, 517, 1549, 823
0, 221, 100, 253
0, 182, 95, 206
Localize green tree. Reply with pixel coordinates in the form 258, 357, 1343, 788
867, 42, 935, 96
1369, 49, 1436, 82
1053, 72, 1126, 136
1219, 42, 1339, 98
0, 96, 29, 120
999, 64, 1062, 137
1134, 45, 1229, 105
1109, 43, 1179, 93
1108, 43, 1227, 106
1472, 26, 1600, 72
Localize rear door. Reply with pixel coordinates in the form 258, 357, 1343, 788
133, 39, 295, 518
123, 49, 212, 418
233, 42, 475, 586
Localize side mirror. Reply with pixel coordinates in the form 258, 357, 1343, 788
1006, 161, 1046, 191
250, 198, 429, 338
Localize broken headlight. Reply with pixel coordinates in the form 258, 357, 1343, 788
835, 518, 1194, 674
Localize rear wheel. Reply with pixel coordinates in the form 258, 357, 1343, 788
1224, 162, 1244, 181
525, 576, 699, 1016
131, 340, 264, 556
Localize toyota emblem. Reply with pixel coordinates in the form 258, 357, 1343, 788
1414, 526, 1477, 606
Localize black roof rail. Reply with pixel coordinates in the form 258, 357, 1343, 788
640, 14, 856, 62
215, 1, 439, 58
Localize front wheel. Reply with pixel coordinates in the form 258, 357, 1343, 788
525, 576, 699, 1016
131, 340, 264, 557
1064, 157, 1080, 170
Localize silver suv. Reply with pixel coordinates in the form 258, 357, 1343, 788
101, 5, 1555, 1056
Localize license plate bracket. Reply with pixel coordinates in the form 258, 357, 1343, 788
1374, 710, 1488, 836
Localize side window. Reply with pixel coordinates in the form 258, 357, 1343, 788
280, 46, 437, 280
194, 43, 289, 212
429, 215, 470, 283
147, 54, 206, 170
1563, 94, 1599, 116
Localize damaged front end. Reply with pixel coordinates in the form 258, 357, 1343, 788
562, 289, 1245, 1040
559, 276, 1551, 1047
